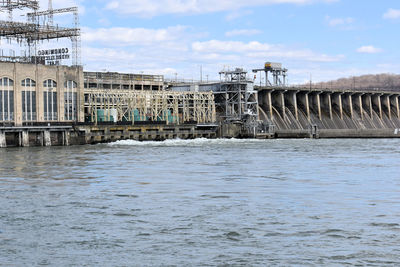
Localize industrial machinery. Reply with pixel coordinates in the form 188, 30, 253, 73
253, 62, 288, 87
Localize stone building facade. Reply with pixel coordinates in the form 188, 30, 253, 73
0, 62, 84, 126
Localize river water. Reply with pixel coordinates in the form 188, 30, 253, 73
1, 139, 400, 266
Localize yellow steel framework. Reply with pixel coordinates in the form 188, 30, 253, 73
85, 90, 216, 125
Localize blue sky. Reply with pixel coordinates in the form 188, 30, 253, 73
3, 0, 400, 83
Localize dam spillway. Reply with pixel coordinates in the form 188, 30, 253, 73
257, 86, 400, 138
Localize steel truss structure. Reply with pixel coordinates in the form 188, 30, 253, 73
85, 90, 216, 125
0, 20, 79, 40
0, 0, 38, 20
216, 68, 259, 123
0, 1, 81, 66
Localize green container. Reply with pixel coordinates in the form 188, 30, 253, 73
97, 109, 105, 122
133, 109, 147, 121
96, 109, 114, 122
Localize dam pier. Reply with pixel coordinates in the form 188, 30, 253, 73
257, 86, 400, 138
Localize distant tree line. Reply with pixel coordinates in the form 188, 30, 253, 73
302, 74, 400, 91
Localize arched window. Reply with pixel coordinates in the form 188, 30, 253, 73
0, 77, 14, 87
64, 80, 77, 89
44, 79, 57, 88
21, 78, 36, 121
43, 79, 58, 121
64, 80, 78, 121
21, 78, 36, 87
0, 77, 14, 122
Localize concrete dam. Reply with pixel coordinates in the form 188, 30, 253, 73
257, 86, 400, 138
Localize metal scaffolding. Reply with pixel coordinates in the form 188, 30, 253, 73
85, 90, 216, 125
26, 6, 81, 65
216, 68, 259, 123
0, 0, 38, 20
0, 1, 81, 65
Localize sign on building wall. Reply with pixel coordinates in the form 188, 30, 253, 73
37, 48, 70, 66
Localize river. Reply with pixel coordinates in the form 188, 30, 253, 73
1, 139, 400, 266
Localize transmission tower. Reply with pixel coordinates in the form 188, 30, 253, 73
0, 1, 81, 66
0, 0, 39, 21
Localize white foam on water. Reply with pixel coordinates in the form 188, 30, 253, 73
107, 138, 266, 147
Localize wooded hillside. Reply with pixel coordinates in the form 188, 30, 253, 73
307, 74, 400, 91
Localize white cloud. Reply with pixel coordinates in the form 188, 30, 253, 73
326, 16, 354, 27
80, 24, 343, 81
383, 8, 400, 20
105, 0, 338, 17
225, 29, 262, 37
356, 46, 383, 54
82, 26, 188, 47
225, 10, 253, 21
192, 40, 343, 62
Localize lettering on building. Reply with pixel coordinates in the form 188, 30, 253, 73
37, 48, 70, 65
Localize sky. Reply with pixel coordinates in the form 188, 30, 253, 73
2, 0, 400, 83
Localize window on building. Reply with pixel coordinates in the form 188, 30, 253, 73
43, 79, 58, 121
64, 80, 78, 121
0, 78, 14, 122
21, 78, 37, 121
44, 79, 57, 88
21, 78, 36, 87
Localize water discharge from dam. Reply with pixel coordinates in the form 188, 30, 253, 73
257, 88, 400, 139
1, 139, 400, 266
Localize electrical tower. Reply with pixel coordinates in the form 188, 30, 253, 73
0, 0, 81, 66
0, 0, 39, 20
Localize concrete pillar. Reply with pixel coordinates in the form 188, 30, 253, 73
396, 96, 400, 119
359, 95, 364, 120
367, 94, 373, 118
21, 131, 29, 147
44, 130, 51, 146
305, 93, 310, 121
348, 94, 354, 119
317, 93, 322, 120
378, 95, 383, 119
338, 94, 343, 120
293, 91, 298, 120
328, 94, 333, 120
39, 131, 44, 146
267, 91, 273, 119
0, 131, 6, 148
279, 91, 286, 120
63, 131, 70, 146
386, 95, 392, 120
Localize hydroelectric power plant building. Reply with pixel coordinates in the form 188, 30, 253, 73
0, 1, 217, 147
1, 1, 400, 147
0, 62, 84, 125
